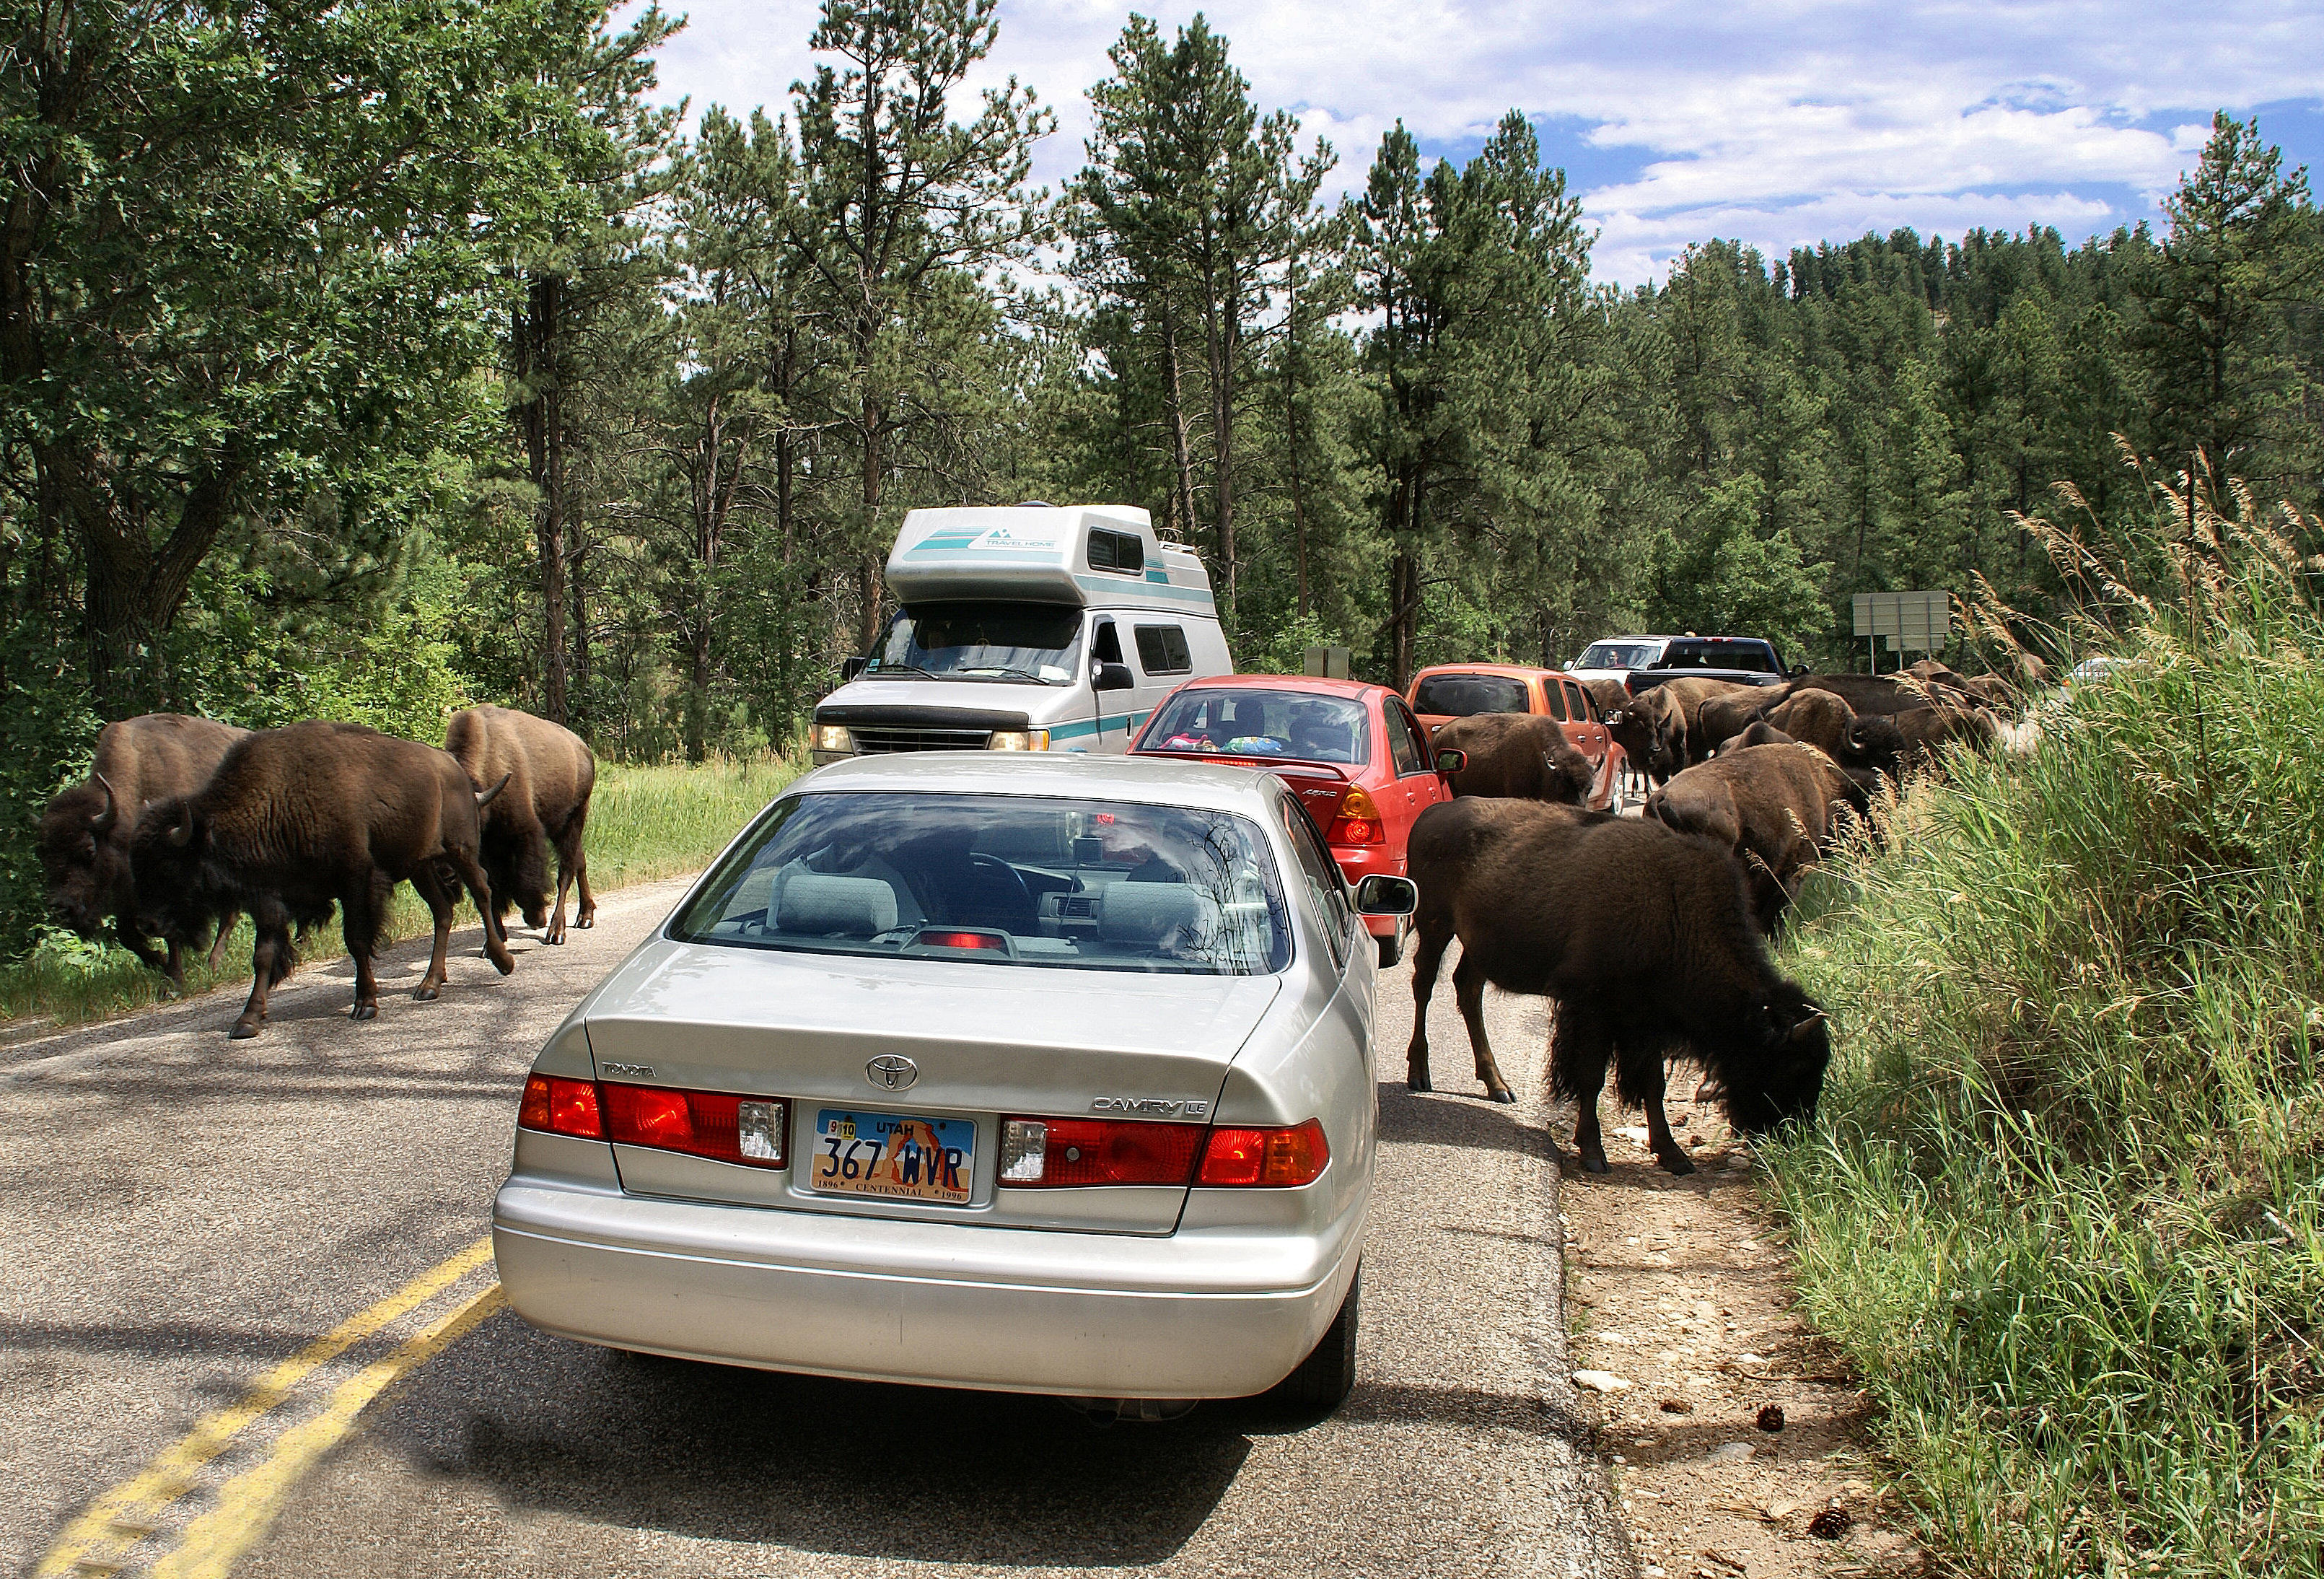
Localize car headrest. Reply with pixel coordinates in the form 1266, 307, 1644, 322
1097, 883, 1219, 948
777, 874, 898, 937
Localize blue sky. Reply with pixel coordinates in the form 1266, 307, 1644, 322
620, 0, 2324, 284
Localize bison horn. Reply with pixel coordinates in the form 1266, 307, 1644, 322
475, 772, 512, 809
91, 773, 119, 831
166, 802, 198, 848
1789, 1007, 1829, 1041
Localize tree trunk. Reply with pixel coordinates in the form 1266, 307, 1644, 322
1159, 307, 1198, 543
856, 392, 885, 654
82, 466, 240, 717
517, 273, 571, 727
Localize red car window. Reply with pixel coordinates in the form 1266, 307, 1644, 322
1382, 701, 1426, 776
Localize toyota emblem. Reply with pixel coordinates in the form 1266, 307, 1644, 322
866, 1054, 919, 1091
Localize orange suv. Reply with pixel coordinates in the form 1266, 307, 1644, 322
1406, 663, 1629, 813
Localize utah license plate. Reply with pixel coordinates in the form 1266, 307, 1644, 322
811, 1109, 975, 1204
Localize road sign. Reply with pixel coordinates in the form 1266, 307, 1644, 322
1303, 644, 1351, 679
1851, 590, 1950, 653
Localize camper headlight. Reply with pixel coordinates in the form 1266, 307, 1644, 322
812, 723, 854, 753
987, 730, 1050, 752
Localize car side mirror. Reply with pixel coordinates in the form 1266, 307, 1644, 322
1353, 874, 1418, 916
1789, 663, 1808, 678
1093, 660, 1136, 692
1434, 748, 1468, 776
841, 655, 868, 682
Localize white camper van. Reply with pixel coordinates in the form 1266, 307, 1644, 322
809, 504, 1232, 764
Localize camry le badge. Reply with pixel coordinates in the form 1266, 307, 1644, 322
866, 1054, 919, 1091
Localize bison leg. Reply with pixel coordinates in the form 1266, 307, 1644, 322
1405, 923, 1455, 1093
1452, 949, 1516, 1103
410, 864, 455, 1001
1553, 1005, 1615, 1174
444, 848, 516, 976
342, 874, 391, 1021
112, 920, 170, 979
231, 905, 296, 1039
1639, 1059, 1697, 1176
205, 908, 242, 974
561, 811, 595, 932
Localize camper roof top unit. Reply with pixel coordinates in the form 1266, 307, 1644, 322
885, 505, 1214, 613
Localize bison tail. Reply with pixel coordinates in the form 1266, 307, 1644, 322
476, 772, 512, 809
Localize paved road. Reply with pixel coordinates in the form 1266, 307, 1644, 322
2, 883, 1629, 1578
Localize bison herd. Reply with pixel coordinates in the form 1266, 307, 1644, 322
1410, 657, 2038, 1176
36, 707, 595, 1038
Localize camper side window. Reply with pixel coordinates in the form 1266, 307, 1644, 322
1092, 619, 1124, 663
1134, 624, 1192, 675
1087, 528, 1145, 575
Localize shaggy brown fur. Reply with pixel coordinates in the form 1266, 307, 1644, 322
1644, 743, 1869, 934
1588, 679, 1662, 785
38, 714, 248, 985
1431, 713, 1594, 803
1626, 678, 1758, 774
1403, 798, 1830, 1173
1754, 689, 1906, 778
129, 722, 514, 1038
444, 705, 597, 943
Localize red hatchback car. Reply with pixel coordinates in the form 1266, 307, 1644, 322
1129, 675, 1450, 966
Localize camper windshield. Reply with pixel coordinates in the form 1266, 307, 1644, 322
867, 603, 1084, 683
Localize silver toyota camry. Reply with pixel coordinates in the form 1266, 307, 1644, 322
492, 752, 1412, 1417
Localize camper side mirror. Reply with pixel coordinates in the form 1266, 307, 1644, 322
1093, 660, 1136, 693
841, 656, 868, 683
1434, 748, 1468, 777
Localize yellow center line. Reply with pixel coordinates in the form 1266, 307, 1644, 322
151, 1283, 507, 1579
35, 1235, 496, 1579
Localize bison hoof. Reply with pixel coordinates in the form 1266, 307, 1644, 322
412, 984, 442, 1002
229, 1020, 261, 1040
350, 1001, 378, 1021
543, 930, 566, 947
574, 914, 595, 930
488, 950, 515, 977
1579, 1152, 1610, 1175
1406, 1072, 1433, 1093
1485, 1087, 1517, 1105
1658, 1151, 1698, 1176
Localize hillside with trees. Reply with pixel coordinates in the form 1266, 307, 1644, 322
4, 0, 2320, 956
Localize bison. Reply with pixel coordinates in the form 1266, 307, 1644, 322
1588, 680, 1662, 785
1431, 713, 1593, 803
129, 722, 515, 1038
1753, 689, 1906, 779
1644, 743, 1869, 933
1624, 678, 1755, 774
443, 704, 597, 944
38, 714, 249, 986
1403, 797, 1830, 1173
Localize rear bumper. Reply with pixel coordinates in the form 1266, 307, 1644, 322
493, 1180, 1359, 1399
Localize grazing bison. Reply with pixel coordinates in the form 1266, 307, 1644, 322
130, 722, 514, 1038
38, 714, 248, 986
1754, 689, 1906, 779
1588, 680, 1662, 784
1431, 713, 1593, 803
1644, 743, 1869, 933
1404, 797, 1830, 1172
1890, 699, 2000, 770
444, 704, 597, 944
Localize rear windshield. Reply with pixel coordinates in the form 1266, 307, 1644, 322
1412, 673, 1530, 717
1577, 642, 1661, 670
1657, 639, 1779, 673
672, 792, 1292, 975
1141, 689, 1372, 765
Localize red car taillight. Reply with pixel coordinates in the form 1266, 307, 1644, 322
519, 1074, 602, 1139
602, 1082, 788, 1168
520, 1074, 786, 1168
998, 1117, 1206, 1187
1197, 1119, 1331, 1187
1326, 784, 1387, 846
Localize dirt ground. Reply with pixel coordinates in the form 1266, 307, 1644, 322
1551, 1089, 1929, 1579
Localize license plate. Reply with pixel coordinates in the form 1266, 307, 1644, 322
810, 1109, 975, 1204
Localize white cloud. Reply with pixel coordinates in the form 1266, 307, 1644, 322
621, 0, 2324, 281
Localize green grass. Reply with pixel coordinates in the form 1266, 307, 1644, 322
1765, 491, 2324, 1574
0, 754, 797, 1035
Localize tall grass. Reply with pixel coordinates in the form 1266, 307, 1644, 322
1769, 468, 2324, 1575
0, 754, 797, 1033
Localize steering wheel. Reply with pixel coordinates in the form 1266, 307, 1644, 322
966, 853, 1037, 931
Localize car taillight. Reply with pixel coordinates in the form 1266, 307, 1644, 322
997, 1117, 1206, 1187
1327, 784, 1386, 846
600, 1082, 787, 1168
920, 930, 1006, 951
519, 1074, 603, 1140
1197, 1119, 1331, 1187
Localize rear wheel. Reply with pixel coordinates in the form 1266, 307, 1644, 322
1269, 1267, 1359, 1412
